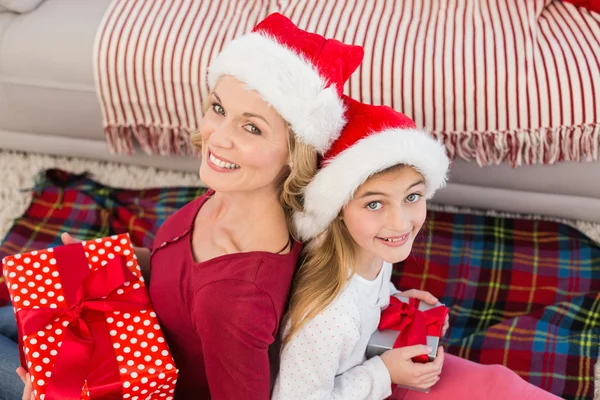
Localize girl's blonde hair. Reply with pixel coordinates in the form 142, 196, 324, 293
190, 93, 318, 239
283, 164, 411, 345
283, 217, 357, 344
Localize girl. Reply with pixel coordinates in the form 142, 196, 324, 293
272, 95, 561, 399
15, 13, 364, 400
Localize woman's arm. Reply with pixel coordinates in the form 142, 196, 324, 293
272, 309, 392, 400
133, 246, 151, 282
191, 279, 277, 400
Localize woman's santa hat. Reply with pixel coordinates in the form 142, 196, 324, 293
208, 13, 364, 153
294, 95, 450, 240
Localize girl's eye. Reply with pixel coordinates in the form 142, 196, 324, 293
366, 201, 383, 211
212, 103, 225, 115
406, 193, 422, 203
244, 124, 262, 135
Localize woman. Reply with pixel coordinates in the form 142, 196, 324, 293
15, 13, 364, 400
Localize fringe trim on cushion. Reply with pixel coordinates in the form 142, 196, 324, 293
104, 125, 200, 157
105, 122, 600, 168
433, 123, 600, 167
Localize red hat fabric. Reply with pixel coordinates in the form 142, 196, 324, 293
294, 95, 450, 240
207, 13, 364, 153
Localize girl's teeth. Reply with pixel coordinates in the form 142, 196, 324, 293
383, 235, 407, 242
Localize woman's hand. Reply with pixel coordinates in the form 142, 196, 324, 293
60, 233, 152, 282
16, 367, 34, 400
380, 345, 444, 390
399, 289, 450, 337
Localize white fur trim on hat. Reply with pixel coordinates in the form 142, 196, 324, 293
294, 129, 450, 240
208, 32, 346, 153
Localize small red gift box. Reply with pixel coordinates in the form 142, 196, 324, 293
366, 295, 449, 393
2, 234, 178, 400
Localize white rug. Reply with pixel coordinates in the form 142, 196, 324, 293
0, 149, 598, 398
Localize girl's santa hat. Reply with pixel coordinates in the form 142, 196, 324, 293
208, 13, 364, 154
294, 95, 450, 240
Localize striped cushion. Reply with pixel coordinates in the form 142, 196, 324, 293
95, 0, 600, 166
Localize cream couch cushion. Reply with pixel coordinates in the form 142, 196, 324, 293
0, 0, 109, 140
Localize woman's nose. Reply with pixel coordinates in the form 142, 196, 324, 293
208, 120, 235, 149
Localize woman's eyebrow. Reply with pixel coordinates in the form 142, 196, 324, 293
213, 92, 222, 103
243, 112, 271, 127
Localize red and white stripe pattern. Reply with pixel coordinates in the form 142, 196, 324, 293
95, 0, 600, 166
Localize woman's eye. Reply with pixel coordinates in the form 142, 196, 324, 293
244, 124, 262, 135
406, 193, 422, 203
212, 103, 225, 115
366, 201, 382, 211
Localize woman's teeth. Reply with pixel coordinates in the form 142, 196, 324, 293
209, 152, 239, 169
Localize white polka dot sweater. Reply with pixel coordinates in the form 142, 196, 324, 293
272, 262, 399, 400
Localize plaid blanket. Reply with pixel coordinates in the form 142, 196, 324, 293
0, 169, 206, 305
1, 169, 598, 399
394, 213, 600, 400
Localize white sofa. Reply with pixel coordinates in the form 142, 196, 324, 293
1, 0, 599, 223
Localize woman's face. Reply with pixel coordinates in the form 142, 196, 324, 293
342, 166, 427, 265
198, 76, 291, 194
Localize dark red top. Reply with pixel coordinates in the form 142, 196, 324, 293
149, 190, 301, 399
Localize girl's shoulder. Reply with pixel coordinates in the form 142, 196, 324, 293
312, 285, 363, 328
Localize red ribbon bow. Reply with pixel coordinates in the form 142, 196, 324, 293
16, 242, 152, 400
378, 296, 448, 363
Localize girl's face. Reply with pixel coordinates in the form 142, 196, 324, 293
341, 166, 427, 265
198, 76, 291, 194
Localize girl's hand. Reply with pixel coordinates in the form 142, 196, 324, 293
399, 289, 450, 337
400, 289, 438, 305
16, 367, 34, 400
380, 345, 445, 390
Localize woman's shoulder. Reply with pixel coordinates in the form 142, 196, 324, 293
153, 190, 212, 247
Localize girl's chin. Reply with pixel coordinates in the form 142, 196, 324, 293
377, 247, 413, 265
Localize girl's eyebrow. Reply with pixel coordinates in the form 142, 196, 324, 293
213, 92, 222, 103
358, 179, 425, 199
358, 190, 388, 199
407, 179, 425, 190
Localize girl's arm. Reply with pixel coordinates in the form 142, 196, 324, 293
192, 279, 277, 400
272, 308, 392, 400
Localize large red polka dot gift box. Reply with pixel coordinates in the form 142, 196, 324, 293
1, 234, 178, 400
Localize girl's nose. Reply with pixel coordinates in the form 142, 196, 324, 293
388, 206, 411, 232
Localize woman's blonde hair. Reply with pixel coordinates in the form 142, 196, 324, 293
283, 164, 411, 345
190, 91, 318, 239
